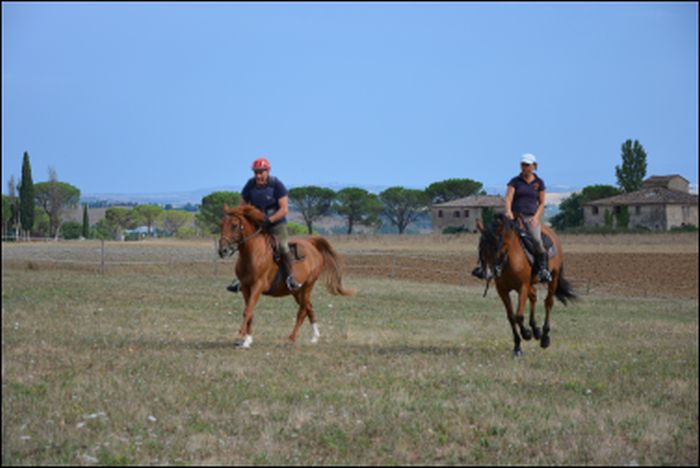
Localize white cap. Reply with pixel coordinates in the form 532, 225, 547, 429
521, 153, 537, 165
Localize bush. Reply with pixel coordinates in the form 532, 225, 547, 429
670, 224, 698, 232
287, 222, 308, 236
61, 221, 83, 240
442, 226, 468, 234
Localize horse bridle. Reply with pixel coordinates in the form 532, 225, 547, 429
220, 214, 263, 256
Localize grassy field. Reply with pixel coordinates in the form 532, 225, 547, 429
2, 238, 698, 465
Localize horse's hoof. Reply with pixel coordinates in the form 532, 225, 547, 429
533, 327, 542, 340
513, 349, 523, 357
541, 336, 550, 348
235, 335, 253, 348
521, 328, 533, 341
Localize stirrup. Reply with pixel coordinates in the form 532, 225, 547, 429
286, 276, 302, 291
227, 280, 241, 293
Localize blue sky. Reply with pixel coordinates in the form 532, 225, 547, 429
2, 2, 698, 197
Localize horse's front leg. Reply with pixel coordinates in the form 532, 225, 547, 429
237, 285, 263, 348
528, 287, 541, 341
516, 285, 533, 341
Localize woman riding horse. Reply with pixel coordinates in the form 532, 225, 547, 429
473, 153, 551, 283
474, 153, 576, 355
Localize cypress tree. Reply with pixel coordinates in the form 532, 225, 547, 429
18, 151, 35, 238
82, 204, 90, 238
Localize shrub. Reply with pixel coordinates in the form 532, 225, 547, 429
61, 221, 83, 240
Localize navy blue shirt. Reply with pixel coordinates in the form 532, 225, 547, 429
508, 174, 546, 216
241, 176, 289, 225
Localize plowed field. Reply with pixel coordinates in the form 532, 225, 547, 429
343, 252, 698, 298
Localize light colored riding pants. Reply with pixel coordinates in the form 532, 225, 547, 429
522, 215, 546, 255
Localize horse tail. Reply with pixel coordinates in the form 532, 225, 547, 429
555, 265, 578, 305
309, 236, 356, 296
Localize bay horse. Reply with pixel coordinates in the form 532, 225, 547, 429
476, 214, 577, 356
218, 204, 355, 348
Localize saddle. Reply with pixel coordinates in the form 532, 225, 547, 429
513, 223, 556, 266
267, 237, 305, 264
264, 238, 305, 295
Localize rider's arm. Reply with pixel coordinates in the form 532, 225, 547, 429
268, 195, 289, 223
504, 185, 515, 219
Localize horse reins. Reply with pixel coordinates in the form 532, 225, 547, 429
221, 215, 263, 254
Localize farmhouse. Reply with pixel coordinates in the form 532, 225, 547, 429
582, 175, 698, 230
431, 195, 505, 233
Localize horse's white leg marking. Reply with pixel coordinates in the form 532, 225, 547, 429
310, 323, 320, 344
239, 334, 253, 348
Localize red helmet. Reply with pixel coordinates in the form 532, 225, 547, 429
252, 157, 271, 171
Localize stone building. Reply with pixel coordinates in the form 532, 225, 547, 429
431, 195, 505, 233
582, 175, 698, 230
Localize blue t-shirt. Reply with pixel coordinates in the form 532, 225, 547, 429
241, 176, 289, 225
507, 174, 546, 216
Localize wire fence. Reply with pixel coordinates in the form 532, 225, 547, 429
0, 236, 586, 290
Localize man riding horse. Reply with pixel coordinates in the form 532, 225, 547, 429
227, 157, 302, 293
473, 153, 552, 283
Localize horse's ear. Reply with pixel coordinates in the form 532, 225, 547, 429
476, 219, 485, 233
223, 203, 229, 212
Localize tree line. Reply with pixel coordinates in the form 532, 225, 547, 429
2, 139, 653, 239
2, 151, 487, 239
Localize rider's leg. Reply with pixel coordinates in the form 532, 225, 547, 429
524, 216, 551, 283
272, 224, 302, 291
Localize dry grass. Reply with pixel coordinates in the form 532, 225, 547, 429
2, 242, 698, 465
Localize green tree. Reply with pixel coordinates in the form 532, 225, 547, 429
1, 194, 10, 238
82, 204, 90, 238
425, 178, 483, 204
379, 187, 430, 234
334, 187, 383, 234
615, 206, 630, 229
615, 139, 647, 193
92, 218, 112, 240
33, 169, 81, 238
105, 207, 138, 241
196, 191, 241, 234
134, 204, 163, 236
161, 210, 192, 236
19, 152, 35, 238
61, 221, 83, 240
7, 176, 20, 239
550, 184, 622, 231
288, 186, 336, 234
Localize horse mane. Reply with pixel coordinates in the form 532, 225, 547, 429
226, 204, 267, 228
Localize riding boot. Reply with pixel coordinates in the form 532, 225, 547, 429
282, 251, 303, 291
226, 278, 241, 293
471, 265, 486, 280
537, 252, 552, 283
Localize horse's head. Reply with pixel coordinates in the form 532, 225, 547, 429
218, 204, 266, 258
218, 204, 243, 258
476, 214, 511, 280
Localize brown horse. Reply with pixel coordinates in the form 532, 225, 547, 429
476, 214, 576, 356
218, 204, 355, 348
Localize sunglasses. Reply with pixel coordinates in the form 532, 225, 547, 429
254, 169, 268, 174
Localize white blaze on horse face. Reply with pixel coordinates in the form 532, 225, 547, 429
311, 323, 320, 343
